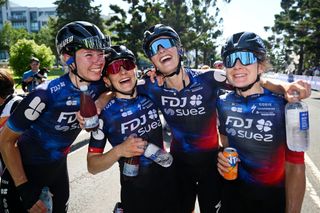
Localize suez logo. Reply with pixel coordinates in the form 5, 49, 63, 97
161, 95, 205, 116
121, 110, 161, 135
225, 116, 273, 142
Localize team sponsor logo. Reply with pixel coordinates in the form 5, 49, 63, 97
50, 82, 66, 93
55, 111, 78, 131
225, 116, 273, 142
66, 96, 77, 106
121, 109, 160, 135
161, 95, 205, 117
24, 96, 46, 121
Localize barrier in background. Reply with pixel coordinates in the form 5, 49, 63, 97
263, 73, 320, 91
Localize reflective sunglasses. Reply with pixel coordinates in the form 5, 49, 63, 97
224, 51, 258, 68
107, 59, 136, 75
148, 38, 177, 57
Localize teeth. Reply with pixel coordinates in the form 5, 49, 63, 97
234, 73, 246, 77
160, 56, 171, 62
120, 78, 130, 83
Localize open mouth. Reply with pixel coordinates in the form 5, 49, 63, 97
160, 55, 172, 63
119, 77, 131, 84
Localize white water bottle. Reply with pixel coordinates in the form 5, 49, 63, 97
39, 187, 53, 213
144, 143, 173, 167
285, 91, 309, 152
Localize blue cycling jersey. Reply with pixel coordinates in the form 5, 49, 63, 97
137, 68, 227, 153
7, 74, 106, 164
88, 95, 163, 167
217, 89, 302, 187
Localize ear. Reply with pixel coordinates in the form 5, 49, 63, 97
257, 63, 265, 74
103, 76, 111, 87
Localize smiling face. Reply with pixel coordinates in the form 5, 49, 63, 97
149, 36, 180, 75
74, 49, 105, 82
104, 59, 137, 99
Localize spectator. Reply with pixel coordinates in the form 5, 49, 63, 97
22, 57, 47, 93
0, 69, 23, 182
214, 60, 224, 69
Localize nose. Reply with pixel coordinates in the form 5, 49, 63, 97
157, 45, 166, 53
119, 66, 127, 74
233, 59, 242, 68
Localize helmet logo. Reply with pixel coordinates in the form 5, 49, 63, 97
57, 36, 74, 53
256, 38, 266, 49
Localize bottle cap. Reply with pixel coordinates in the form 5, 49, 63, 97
80, 85, 88, 91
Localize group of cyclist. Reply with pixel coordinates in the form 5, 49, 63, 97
0, 20, 311, 213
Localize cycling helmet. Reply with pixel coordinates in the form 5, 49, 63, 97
56, 21, 110, 55
213, 60, 223, 68
142, 24, 181, 57
106, 45, 136, 65
221, 31, 266, 60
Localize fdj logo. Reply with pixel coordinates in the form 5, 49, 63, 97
225, 116, 253, 128
161, 96, 187, 107
121, 115, 147, 134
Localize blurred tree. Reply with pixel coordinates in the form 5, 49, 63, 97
269, 0, 320, 74
52, 0, 104, 54
0, 22, 31, 56
9, 39, 55, 76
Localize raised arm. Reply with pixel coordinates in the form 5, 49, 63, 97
285, 162, 306, 213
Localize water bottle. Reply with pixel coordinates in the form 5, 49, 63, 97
123, 156, 140, 177
39, 187, 53, 213
285, 91, 310, 151
144, 143, 173, 167
80, 85, 99, 131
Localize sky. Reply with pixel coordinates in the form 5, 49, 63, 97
10, 0, 282, 40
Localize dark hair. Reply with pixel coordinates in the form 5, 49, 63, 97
0, 70, 14, 99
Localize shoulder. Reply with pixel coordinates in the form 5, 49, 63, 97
187, 68, 227, 83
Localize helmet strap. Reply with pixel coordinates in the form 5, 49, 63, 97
236, 74, 260, 92
233, 62, 261, 92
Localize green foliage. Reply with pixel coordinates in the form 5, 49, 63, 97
268, 0, 320, 74
9, 39, 55, 76
0, 22, 31, 52
52, 0, 104, 50
106, 0, 225, 68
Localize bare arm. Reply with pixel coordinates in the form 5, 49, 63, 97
285, 162, 306, 213
260, 79, 311, 102
0, 125, 28, 186
87, 135, 146, 175
95, 91, 114, 114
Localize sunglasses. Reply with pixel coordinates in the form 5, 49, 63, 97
107, 59, 136, 75
224, 51, 258, 68
148, 38, 177, 57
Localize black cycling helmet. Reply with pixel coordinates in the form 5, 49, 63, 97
105, 45, 136, 66
221, 31, 266, 60
56, 21, 110, 55
142, 24, 181, 57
